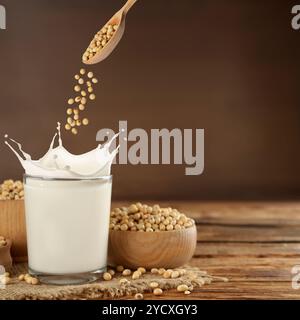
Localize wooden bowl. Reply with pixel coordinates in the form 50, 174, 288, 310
108, 225, 197, 269
0, 200, 27, 262
0, 239, 13, 270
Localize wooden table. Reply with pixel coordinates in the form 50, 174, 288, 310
112, 201, 300, 300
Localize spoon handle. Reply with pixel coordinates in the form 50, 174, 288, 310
122, 0, 138, 14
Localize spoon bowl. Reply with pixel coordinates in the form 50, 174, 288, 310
83, 0, 137, 65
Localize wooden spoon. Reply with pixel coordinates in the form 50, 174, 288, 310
83, 0, 138, 65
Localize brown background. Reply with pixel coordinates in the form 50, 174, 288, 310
0, 0, 299, 200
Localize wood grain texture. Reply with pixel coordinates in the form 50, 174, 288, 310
108, 225, 197, 269
0, 239, 12, 270
112, 201, 300, 225
194, 243, 300, 258
197, 225, 300, 242
0, 200, 27, 261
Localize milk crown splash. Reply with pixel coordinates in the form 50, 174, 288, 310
5, 123, 119, 179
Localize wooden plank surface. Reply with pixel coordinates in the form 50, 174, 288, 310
197, 225, 300, 242
110, 202, 300, 300
113, 201, 300, 225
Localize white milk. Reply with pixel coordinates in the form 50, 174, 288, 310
25, 177, 112, 274
5, 123, 120, 179
6, 123, 119, 279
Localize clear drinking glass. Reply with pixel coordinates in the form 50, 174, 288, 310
23, 175, 112, 285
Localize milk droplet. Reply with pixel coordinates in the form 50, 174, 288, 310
57, 122, 62, 147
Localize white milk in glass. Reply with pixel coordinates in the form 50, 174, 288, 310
24, 177, 112, 275
6, 123, 119, 284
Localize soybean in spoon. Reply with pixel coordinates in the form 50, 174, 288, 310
82, 0, 138, 65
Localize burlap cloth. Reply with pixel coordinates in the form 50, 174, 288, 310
0, 264, 228, 300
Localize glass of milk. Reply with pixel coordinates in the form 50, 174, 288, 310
24, 175, 112, 285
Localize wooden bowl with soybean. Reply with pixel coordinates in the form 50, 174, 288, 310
0, 200, 27, 262
108, 225, 197, 269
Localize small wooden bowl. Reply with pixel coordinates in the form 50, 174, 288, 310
0, 239, 13, 270
0, 200, 27, 262
108, 225, 197, 269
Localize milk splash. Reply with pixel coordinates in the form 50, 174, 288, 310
5, 123, 119, 179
